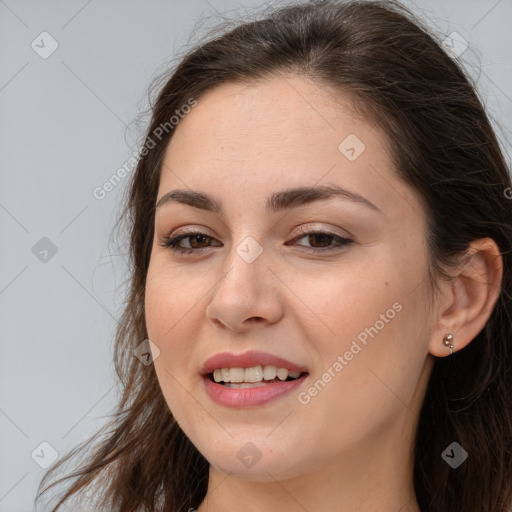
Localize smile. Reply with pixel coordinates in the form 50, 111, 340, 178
201, 350, 309, 407
211, 365, 302, 387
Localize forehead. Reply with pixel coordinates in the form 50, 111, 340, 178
166, 75, 372, 162
159, 75, 419, 220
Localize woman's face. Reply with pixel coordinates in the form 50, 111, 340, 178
145, 75, 437, 481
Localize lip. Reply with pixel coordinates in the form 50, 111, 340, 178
200, 349, 308, 375
200, 350, 309, 408
203, 373, 308, 408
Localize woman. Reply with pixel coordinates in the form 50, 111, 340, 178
36, 1, 512, 511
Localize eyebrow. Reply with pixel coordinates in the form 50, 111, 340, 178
155, 184, 382, 214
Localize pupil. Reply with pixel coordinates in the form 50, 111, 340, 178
309, 233, 332, 247
191, 235, 209, 248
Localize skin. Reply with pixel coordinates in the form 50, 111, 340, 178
145, 75, 502, 512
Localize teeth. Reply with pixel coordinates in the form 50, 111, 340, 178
211, 365, 302, 384
244, 365, 263, 383
263, 365, 277, 380
224, 382, 267, 389
276, 368, 288, 381
228, 367, 245, 383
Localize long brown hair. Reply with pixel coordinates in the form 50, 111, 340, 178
36, 1, 512, 511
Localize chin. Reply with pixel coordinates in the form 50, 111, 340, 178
192, 433, 314, 481
208, 454, 305, 481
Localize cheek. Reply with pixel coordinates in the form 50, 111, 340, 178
304, 265, 430, 431
292, 257, 405, 356
144, 261, 203, 380
145, 257, 204, 335
144, 267, 201, 426
298, 245, 430, 395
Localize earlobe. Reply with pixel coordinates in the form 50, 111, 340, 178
428, 238, 503, 358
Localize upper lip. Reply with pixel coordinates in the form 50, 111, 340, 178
201, 350, 309, 375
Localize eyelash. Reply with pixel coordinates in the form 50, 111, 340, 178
159, 228, 353, 255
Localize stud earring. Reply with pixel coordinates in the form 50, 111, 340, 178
443, 333, 454, 355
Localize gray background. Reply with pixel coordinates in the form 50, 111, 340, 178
0, 1, 510, 510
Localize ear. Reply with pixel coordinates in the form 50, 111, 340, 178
429, 238, 503, 357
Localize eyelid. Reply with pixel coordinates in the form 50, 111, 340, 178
293, 223, 353, 239
169, 225, 215, 237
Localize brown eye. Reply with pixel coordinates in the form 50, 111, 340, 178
306, 233, 334, 248
291, 230, 353, 253
187, 234, 213, 249
160, 231, 222, 253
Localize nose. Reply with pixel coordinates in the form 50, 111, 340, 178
205, 241, 284, 332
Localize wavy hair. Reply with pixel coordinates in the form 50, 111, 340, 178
36, 1, 512, 511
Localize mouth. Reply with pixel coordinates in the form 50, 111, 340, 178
201, 350, 309, 407
208, 365, 308, 388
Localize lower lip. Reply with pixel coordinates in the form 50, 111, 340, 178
203, 374, 308, 408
